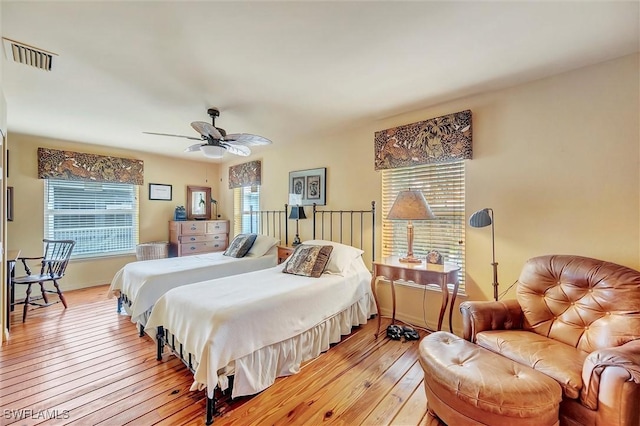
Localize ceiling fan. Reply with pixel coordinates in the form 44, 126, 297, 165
144, 108, 272, 159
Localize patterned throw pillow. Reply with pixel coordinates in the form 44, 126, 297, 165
282, 245, 333, 278
223, 233, 258, 258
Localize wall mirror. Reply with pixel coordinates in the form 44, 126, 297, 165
187, 186, 211, 220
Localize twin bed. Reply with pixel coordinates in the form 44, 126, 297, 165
109, 207, 288, 333
110, 203, 376, 425
110, 239, 279, 331
148, 249, 374, 402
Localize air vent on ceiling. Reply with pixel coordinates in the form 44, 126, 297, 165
2, 37, 57, 71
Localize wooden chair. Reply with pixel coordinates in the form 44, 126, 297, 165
11, 239, 76, 322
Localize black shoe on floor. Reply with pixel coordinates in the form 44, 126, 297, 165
386, 324, 402, 340
402, 325, 420, 341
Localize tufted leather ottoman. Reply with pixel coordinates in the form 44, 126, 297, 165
419, 332, 562, 426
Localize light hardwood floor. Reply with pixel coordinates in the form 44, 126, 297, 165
1, 285, 430, 425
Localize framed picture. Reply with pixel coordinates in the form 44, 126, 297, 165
426, 249, 444, 271
426, 250, 444, 265
289, 167, 326, 206
149, 183, 172, 201
291, 176, 305, 198
187, 185, 211, 220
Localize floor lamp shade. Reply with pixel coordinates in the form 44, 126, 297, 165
469, 208, 492, 228
387, 189, 435, 264
289, 206, 307, 246
469, 208, 499, 301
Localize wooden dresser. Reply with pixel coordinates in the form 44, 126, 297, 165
169, 220, 229, 257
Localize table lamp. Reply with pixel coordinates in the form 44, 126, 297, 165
387, 189, 435, 263
289, 205, 307, 246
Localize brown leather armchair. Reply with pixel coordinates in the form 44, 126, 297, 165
460, 255, 640, 426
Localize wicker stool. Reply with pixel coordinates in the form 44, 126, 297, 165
419, 332, 562, 426
135, 241, 169, 261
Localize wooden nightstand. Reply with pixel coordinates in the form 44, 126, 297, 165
277, 245, 295, 264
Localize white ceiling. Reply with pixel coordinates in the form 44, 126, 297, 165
2, 1, 639, 162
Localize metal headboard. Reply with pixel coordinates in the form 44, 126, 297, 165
249, 205, 289, 246
312, 201, 376, 264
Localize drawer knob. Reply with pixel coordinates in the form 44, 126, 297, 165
190, 237, 196, 241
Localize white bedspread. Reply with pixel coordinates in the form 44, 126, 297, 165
108, 251, 277, 324
145, 258, 374, 398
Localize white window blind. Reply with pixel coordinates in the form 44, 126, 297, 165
382, 161, 466, 290
233, 186, 261, 236
44, 179, 139, 259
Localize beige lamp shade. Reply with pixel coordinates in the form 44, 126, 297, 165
387, 190, 435, 220
387, 189, 435, 263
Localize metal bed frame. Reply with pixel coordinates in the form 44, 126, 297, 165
155, 202, 376, 425
248, 204, 289, 246
312, 201, 376, 264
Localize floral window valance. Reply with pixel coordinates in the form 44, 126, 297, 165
374, 109, 472, 170
38, 147, 144, 185
229, 160, 261, 189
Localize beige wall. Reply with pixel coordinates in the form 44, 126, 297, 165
1, 0, 7, 340
7, 135, 221, 297
6, 53, 639, 334
219, 53, 640, 332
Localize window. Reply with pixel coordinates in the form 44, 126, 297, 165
44, 179, 139, 259
233, 185, 260, 235
382, 160, 466, 291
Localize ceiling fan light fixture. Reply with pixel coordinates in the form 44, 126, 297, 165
200, 145, 226, 159
145, 108, 272, 158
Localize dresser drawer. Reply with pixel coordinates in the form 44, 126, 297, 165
206, 221, 229, 234
210, 236, 228, 247
180, 240, 228, 255
179, 234, 215, 243
179, 234, 228, 243
180, 222, 207, 235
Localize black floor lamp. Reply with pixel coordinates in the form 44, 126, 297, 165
469, 208, 499, 301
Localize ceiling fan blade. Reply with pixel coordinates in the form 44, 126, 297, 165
221, 143, 251, 157
191, 121, 223, 140
143, 131, 202, 141
224, 133, 272, 146
184, 143, 204, 153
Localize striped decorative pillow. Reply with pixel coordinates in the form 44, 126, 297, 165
223, 233, 258, 258
282, 245, 333, 278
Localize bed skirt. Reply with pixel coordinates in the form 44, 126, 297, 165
187, 291, 376, 399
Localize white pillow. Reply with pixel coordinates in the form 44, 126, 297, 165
302, 240, 364, 274
246, 234, 279, 257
